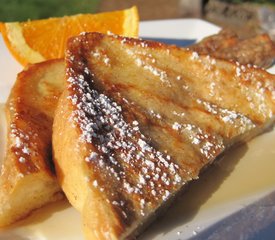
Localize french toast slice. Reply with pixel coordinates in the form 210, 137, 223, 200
0, 59, 65, 227
53, 32, 275, 239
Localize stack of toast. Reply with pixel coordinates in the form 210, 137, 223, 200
1, 28, 275, 239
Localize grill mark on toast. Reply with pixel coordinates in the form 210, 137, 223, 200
107, 90, 224, 171
106, 90, 209, 175
82, 42, 265, 133
82, 56, 223, 174
101, 35, 275, 123
102, 81, 256, 140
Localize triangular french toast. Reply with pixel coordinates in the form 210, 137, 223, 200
0, 59, 64, 226
53, 32, 275, 239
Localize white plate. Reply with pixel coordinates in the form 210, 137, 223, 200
0, 19, 275, 240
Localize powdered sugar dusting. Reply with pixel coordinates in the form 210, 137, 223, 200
66, 55, 183, 215
172, 121, 223, 160
149, 109, 162, 119
126, 46, 171, 87
7, 100, 39, 173
196, 98, 255, 133
172, 122, 181, 131
190, 51, 199, 60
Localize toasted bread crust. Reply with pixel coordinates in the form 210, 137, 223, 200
53, 33, 275, 239
0, 59, 65, 227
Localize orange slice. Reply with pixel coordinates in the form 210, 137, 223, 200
0, 6, 139, 65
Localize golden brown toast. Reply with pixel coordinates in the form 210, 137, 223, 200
0, 59, 64, 227
190, 29, 275, 68
53, 32, 275, 239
